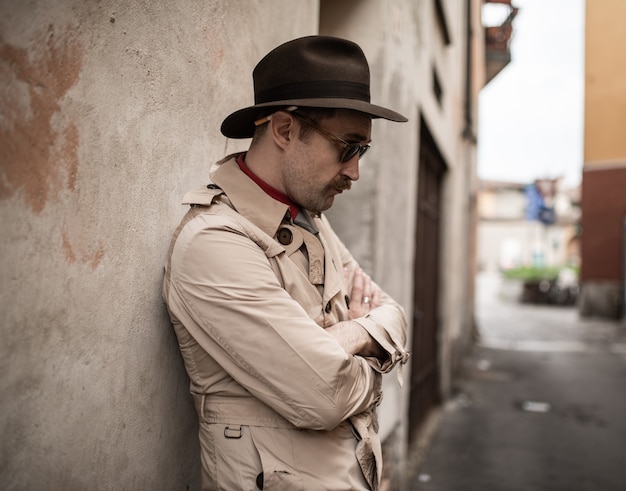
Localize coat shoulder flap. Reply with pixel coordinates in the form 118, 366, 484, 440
182, 186, 284, 259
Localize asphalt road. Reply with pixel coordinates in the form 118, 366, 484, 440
409, 273, 626, 491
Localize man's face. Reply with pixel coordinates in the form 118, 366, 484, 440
282, 109, 372, 213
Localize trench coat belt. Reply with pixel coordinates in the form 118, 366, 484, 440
191, 393, 297, 428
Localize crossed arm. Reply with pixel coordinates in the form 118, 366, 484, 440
325, 267, 387, 360
166, 213, 408, 429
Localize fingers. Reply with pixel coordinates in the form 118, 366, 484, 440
345, 267, 379, 319
361, 273, 372, 306
352, 267, 365, 304
371, 288, 381, 309
350, 268, 368, 304
343, 266, 351, 289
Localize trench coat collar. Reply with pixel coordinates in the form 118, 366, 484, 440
210, 155, 291, 238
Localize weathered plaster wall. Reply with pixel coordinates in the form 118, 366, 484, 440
0, 1, 317, 488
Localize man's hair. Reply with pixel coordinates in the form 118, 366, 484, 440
250, 107, 337, 147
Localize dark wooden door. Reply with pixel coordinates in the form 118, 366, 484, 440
409, 120, 446, 443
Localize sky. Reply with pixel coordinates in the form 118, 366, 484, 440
477, 0, 585, 188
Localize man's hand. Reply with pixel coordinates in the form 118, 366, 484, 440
345, 267, 381, 319
324, 268, 386, 360
325, 321, 385, 359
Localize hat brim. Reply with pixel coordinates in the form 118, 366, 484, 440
220, 98, 408, 139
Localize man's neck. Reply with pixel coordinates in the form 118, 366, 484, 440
236, 153, 300, 220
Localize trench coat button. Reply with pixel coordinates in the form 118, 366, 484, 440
325, 302, 332, 314
345, 295, 351, 309
256, 472, 264, 489
277, 227, 293, 245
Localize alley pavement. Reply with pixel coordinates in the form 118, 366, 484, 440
409, 272, 626, 491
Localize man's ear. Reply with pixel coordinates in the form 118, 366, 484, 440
269, 111, 296, 151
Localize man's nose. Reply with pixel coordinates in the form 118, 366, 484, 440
341, 155, 360, 181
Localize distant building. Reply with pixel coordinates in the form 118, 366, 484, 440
581, 0, 626, 319
477, 178, 580, 272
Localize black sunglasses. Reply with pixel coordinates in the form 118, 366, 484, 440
291, 112, 371, 163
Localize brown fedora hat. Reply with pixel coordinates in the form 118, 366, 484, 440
220, 36, 408, 138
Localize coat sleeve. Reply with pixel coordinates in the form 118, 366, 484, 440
165, 212, 381, 431
318, 215, 410, 375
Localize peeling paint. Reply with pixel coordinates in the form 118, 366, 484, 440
61, 226, 77, 264
62, 224, 105, 269
0, 25, 83, 213
61, 122, 79, 192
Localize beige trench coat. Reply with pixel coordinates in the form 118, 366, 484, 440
163, 155, 409, 490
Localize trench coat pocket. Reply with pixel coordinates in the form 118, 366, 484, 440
203, 423, 264, 490
248, 427, 305, 490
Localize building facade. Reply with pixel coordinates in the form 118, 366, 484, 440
581, 0, 626, 319
477, 179, 580, 273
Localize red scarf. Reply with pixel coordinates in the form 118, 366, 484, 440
237, 154, 300, 220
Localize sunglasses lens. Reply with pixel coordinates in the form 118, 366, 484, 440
342, 145, 361, 163
293, 112, 370, 163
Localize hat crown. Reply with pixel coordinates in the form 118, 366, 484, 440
220, 36, 407, 138
252, 36, 371, 105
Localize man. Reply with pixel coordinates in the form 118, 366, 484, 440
163, 35, 409, 490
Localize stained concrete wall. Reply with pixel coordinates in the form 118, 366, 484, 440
0, 1, 317, 488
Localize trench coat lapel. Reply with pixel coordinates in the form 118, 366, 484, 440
317, 218, 343, 305
210, 157, 289, 238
